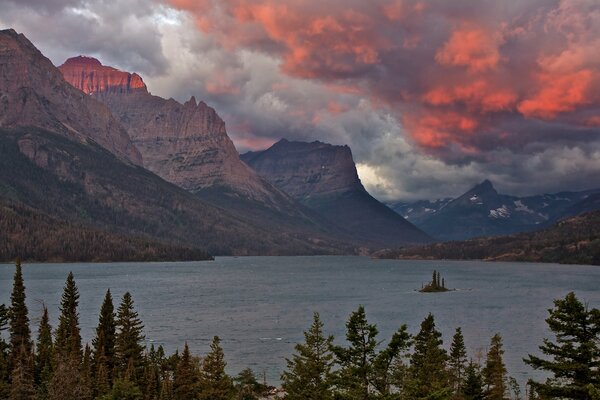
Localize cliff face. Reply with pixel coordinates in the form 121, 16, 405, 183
242, 140, 433, 246
59, 57, 282, 204
0, 30, 141, 164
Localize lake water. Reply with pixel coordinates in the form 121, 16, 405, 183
1, 256, 599, 387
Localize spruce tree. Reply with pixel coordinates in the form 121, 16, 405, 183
0, 304, 9, 399
332, 305, 378, 400
372, 324, 411, 397
198, 336, 233, 400
483, 334, 507, 400
463, 362, 485, 400
281, 313, 335, 400
173, 343, 198, 400
115, 292, 146, 383
407, 313, 450, 399
54, 272, 82, 360
524, 292, 600, 399
9, 258, 33, 369
35, 306, 53, 399
92, 289, 116, 388
449, 327, 468, 396
9, 344, 35, 400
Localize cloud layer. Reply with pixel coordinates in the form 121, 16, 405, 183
1, 0, 599, 200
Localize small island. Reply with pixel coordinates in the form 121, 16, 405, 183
419, 270, 451, 293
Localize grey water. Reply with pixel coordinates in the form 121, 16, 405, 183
1, 256, 599, 387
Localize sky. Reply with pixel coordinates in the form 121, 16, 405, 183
1, 0, 600, 201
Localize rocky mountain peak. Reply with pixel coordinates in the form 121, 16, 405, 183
59, 56, 147, 95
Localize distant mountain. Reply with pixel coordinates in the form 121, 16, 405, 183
241, 139, 432, 247
374, 210, 600, 266
389, 180, 600, 241
0, 29, 351, 256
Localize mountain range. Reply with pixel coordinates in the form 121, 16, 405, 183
388, 180, 600, 241
0, 29, 430, 259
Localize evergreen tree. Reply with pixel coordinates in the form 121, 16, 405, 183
407, 313, 450, 399
0, 304, 9, 399
449, 327, 468, 397
483, 334, 507, 400
81, 345, 94, 399
463, 362, 485, 400
371, 324, 411, 397
9, 258, 33, 369
35, 306, 53, 399
524, 292, 600, 399
115, 292, 146, 383
234, 369, 264, 400
92, 289, 117, 388
48, 356, 92, 400
173, 343, 198, 400
158, 374, 174, 400
281, 313, 335, 400
10, 344, 35, 400
332, 305, 378, 400
198, 336, 233, 400
54, 272, 82, 360
109, 377, 143, 400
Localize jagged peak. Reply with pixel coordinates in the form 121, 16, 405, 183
62, 55, 102, 67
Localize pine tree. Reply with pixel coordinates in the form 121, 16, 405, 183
524, 292, 600, 399
92, 289, 116, 389
372, 324, 411, 397
407, 313, 450, 399
463, 362, 485, 400
173, 343, 198, 400
115, 292, 146, 383
234, 369, 264, 400
54, 272, 82, 360
10, 344, 35, 400
9, 258, 33, 370
483, 334, 507, 400
0, 304, 10, 399
48, 355, 91, 400
159, 374, 174, 400
332, 305, 378, 400
281, 313, 335, 400
198, 336, 233, 400
35, 306, 53, 399
449, 327, 468, 397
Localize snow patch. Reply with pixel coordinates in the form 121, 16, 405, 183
489, 205, 510, 219
514, 200, 534, 214
470, 195, 479, 202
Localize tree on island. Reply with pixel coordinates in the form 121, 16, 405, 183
524, 292, 600, 399
420, 270, 450, 292
281, 313, 335, 400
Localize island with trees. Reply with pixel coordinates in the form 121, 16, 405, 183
419, 270, 452, 293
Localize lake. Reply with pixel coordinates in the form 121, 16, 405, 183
1, 256, 599, 387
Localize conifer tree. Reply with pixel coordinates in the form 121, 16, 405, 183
48, 355, 91, 400
159, 374, 174, 400
81, 345, 94, 397
407, 313, 450, 399
483, 334, 507, 400
463, 362, 485, 400
173, 343, 198, 400
524, 292, 600, 399
54, 272, 82, 360
92, 289, 116, 388
9, 258, 33, 369
9, 344, 35, 400
0, 304, 9, 399
281, 313, 335, 400
332, 305, 378, 400
372, 324, 411, 397
115, 292, 146, 383
198, 336, 233, 400
234, 369, 264, 400
449, 327, 468, 396
35, 306, 53, 399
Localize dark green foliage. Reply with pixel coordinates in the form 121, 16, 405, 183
35, 306, 53, 399
234, 369, 265, 400
106, 378, 143, 400
332, 305, 378, 400
407, 313, 450, 399
449, 328, 468, 397
463, 362, 484, 400
371, 324, 411, 397
524, 292, 600, 399
9, 258, 33, 369
93, 289, 117, 391
483, 334, 507, 400
281, 313, 335, 400
54, 272, 82, 360
115, 293, 146, 384
198, 336, 233, 400
173, 343, 198, 400
377, 210, 600, 266
420, 270, 450, 292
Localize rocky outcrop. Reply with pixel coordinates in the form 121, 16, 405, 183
59, 56, 284, 205
242, 139, 432, 246
0, 29, 141, 164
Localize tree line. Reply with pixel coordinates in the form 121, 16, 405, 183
1, 259, 599, 399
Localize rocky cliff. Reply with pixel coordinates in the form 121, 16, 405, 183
242, 139, 432, 246
0, 30, 141, 164
59, 56, 284, 205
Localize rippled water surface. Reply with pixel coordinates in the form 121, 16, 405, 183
1, 256, 599, 385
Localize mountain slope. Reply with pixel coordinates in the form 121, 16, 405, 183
242, 139, 432, 247
374, 210, 600, 266
390, 180, 600, 241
